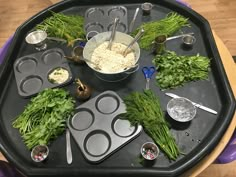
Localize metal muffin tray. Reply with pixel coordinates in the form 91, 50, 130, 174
13, 48, 73, 97
67, 90, 142, 163
84, 6, 128, 36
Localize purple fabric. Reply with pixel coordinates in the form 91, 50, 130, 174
216, 131, 236, 164
0, 35, 13, 65
175, 0, 191, 8
0, 161, 25, 177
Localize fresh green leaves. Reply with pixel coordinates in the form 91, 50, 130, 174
12, 88, 75, 150
122, 90, 180, 160
132, 12, 190, 50
36, 11, 86, 46
153, 51, 211, 89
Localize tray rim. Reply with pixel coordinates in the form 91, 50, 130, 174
0, 0, 235, 177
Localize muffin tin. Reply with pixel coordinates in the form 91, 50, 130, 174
67, 90, 142, 163
84, 6, 128, 38
13, 48, 73, 97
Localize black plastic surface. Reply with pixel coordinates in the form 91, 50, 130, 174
0, 0, 235, 177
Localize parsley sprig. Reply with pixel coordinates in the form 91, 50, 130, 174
13, 88, 75, 149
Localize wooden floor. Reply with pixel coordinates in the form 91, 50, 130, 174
0, 0, 235, 177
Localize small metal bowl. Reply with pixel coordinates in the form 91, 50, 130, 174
167, 97, 197, 122
31, 145, 49, 162
141, 2, 153, 15
141, 142, 159, 160
182, 35, 196, 47
25, 30, 47, 51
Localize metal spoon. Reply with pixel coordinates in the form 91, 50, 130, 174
166, 33, 194, 41
64, 55, 101, 70
123, 28, 145, 56
66, 129, 72, 164
129, 7, 140, 33
107, 17, 119, 50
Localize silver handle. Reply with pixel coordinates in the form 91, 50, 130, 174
129, 8, 140, 33
107, 18, 119, 50
166, 33, 194, 41
66, 129, 72, 164
123, 28, 144, 56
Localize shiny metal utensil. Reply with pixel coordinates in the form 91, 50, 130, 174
142, 66, 155, 90
123, 28, 144, 56
166, 33, 194, 41
129, 7, 140, 33
165, 93, 218, 115
66, 129, 72, 164
107, 17, 119, 50
64, 55, 101, 70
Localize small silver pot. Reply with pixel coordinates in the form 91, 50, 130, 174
83, 31, 140, 82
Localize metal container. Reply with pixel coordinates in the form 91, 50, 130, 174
83, 31, 140, 82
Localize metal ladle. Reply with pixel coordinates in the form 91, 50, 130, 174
123, 28, 145, 56
107, 17, 119, 50
166, 32, 194, 41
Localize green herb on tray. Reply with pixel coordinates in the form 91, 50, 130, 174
122, 90, 181, 160
12, 88, 75, 150
36, 11, 86, 46
153, 51, 211, 89
132, 12, 190, 50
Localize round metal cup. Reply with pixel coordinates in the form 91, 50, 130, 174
182, 35, 196, 48
31, 145, 49, 162
141, 142, 159, 161
71, 46, 85, 64
25, 30, 47, 51
141, 2, 153, 15
153, 35, 167, 54
167, 97, 197, 122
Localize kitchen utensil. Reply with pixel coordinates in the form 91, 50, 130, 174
167, 97, 197, 122
83, 31, 140, 82
141, 142, 159, 160
141, 2, 153, 15
31, 145, 49, 162
107, 17, 119, 50
66, 129, 72, 164
182, 34, 196, 48
153, 35, 167, 54
165, 93, 218, 114
166, 33, 194, 41
13, 48, 73, 97
142, 66, 155, 89
84, 6, 128, 34
67, 90, 142, 163
25, 30, 47, 51
64, 55, 101, 70
129, 7, 140, 33
123, 28, 144, 56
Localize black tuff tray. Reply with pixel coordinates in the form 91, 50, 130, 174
68, 90, 142, 163
84, 6, 128, 34
13, 48, 73, 97
0, 0, 235, 177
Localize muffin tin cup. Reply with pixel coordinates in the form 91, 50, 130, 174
13, 48, 73, 97
67, 91, 142, 163
84, 6, 128, 35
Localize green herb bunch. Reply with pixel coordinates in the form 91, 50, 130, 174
132, 12, 190, 50
122, 90, 180, 160
36, 11, 86, 46
13, 88, 75, 149
153, 51, 211, 89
